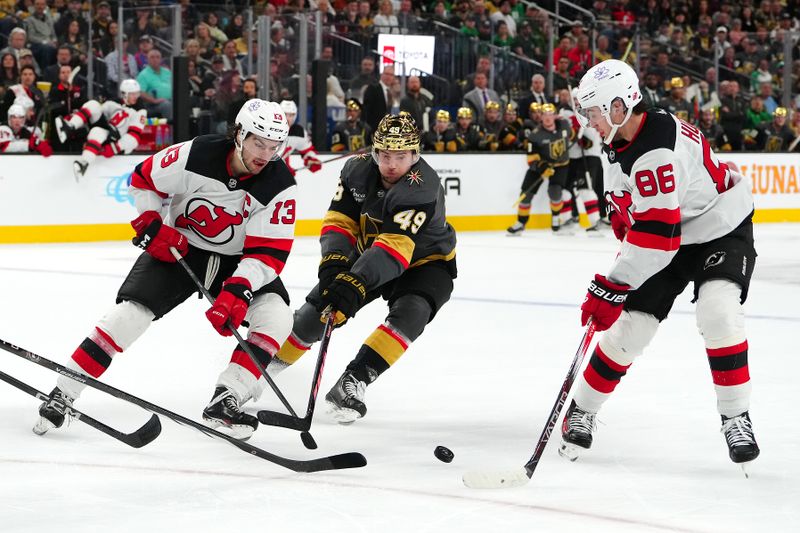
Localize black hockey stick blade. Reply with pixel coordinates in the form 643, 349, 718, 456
0, 367, 162, 449
0, 339, 366, 473
257, 409, 309, 430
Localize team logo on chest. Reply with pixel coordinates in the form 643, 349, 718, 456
175, 198, 244, 245
704, 251, 726, 270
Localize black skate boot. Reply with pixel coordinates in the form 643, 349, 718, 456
325, 371, 367, 424
202, 386, 258, 440
33, 387, 76, 436
55, 116, 78, 143
506, 221, 525, 236
73, 158, 88, 182
721, 412, 760, 467
558, 399, 597, 461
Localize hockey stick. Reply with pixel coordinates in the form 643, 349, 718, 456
0, 367, 161, 449
257, 311, 336, 431
0, 339, 367, 473
462, 320, 596, 489
295, 146, 372, 173
170, 248, 318, 450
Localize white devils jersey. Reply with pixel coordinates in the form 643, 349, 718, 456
281, 124, 319, 171
129, 134, 297, 291
602, 108, 754, 290
0, 125, 43, 152
103, 100, 147, 137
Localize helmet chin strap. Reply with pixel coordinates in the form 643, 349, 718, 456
235, 130, 253, 174
602, 104, 634, 145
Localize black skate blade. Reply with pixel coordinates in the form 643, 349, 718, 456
122, 414, 162, 448
297, 452, 367, 473
257, 409, 309, 431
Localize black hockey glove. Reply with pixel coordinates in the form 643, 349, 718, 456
318, 252, 351, 294
317, 271, 367, 319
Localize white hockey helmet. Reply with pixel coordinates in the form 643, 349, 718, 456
7, 104, 25, 119
120, 78, 141, 104
279, 99, 298, 124
13, 95, 34, 112
574, 59, 642, 144
234, 99, 290, 162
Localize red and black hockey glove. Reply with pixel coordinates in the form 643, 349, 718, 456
29, 135, 53, 157
303, 153, 322, 172
206, 277, 253, 336
317, 271, 367, 319
101, 141, 121, 158
131, 210, 188, 262
318, 252, 351, 294
609, 210, 629, 242
581, 274, 630, 332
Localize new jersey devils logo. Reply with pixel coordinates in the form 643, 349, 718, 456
704, 251, 726, 270
175, 198, 244, 245
605, 190, 634, 228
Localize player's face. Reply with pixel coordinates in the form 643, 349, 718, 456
8, 115, 24, 131
579, 105, 617, 140
242, 134, 283, 172
436, 119, 449, 131
124, 91, 140, 106
286, 112, 297, 126
541, 111, 556, 128
458, 116, 471, 128
346, 108, 360, 121
485, 108, 500, 122
377, 149, 414, 184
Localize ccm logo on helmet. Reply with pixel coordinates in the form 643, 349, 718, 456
175, 198, 244, 245
588, 281, 627, 304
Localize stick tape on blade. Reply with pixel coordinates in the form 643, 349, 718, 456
462, 468, 530, 489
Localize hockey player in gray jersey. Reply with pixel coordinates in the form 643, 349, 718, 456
562, 59, 759, 472
268, 113, 457, 424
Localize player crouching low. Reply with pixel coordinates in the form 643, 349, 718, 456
560, 60, 759, 472
55, 78, 146, 181
265, 113, 457, 424
34, 99, 296, 440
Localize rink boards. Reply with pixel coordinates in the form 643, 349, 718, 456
0, 152, 798, 243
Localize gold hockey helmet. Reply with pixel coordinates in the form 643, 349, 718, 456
372, 113, 421, 156
436, 109, 451, 122
529, 101, 542, 114
485, 101, 501, 111
774, 107, 788, 117
346, 98, 362, 111
540, 103, 557, 114
670, 76, 685, 89
457, 107, 473, 119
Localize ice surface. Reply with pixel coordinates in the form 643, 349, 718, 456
1, 225, 797, 533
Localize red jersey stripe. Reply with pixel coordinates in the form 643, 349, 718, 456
374, 242, 410, 269
243, 235, 294, 252
627, 230, 681, 252
632, 207, 681, 224
242, 252, 286, 274
130, 156, 169, 198
321, 225, 357, 246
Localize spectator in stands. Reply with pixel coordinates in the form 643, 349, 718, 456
195, 23, 219, 61
63, 19, 87, 57
690, 23, 714, 61
126, 7, 157, 48
55, 0, 88, 43
714, 26, 731, 59
0, 65, 44, 121
92, 1, 114, 50
25, 0, 58, 69
204, 12, 231, 45
396, 0, 419, 35
357, 1, 375, 39
313, 0, 337, 27
516, 73, 549, 115
758, 81, 779, 114
225, 13, 245, 41
686, 69, 719, 112
212, 69, 241, 133
719, 80, 746, 150
134, 35, 154, 71
347, 56, 377, 100
97, 20, 120, 58
183, 39, 208, 75
0, 52, 18, 103
44, 46, 73, 85
737, 38, 763, 75
335, 0, 360, 36
552, 36, 573, 67
462, 71, 500, 117
200, 55, 224, 101
567, 35, 593, 77
490, 0, 517, 38
373, 0, 400, 34
1, 28, 41, 77
594, 34, 612, 63
270, 22, 291, 56
105, 35, 139, 92
744, 95, 772, 147
552, 56, 573, 92
514, 20, 544, 63
137, 48, 172, 120
399, 75, 432, 131
362, 64, 396, 132
728, 18, 746, 48
222, 40, 246, 77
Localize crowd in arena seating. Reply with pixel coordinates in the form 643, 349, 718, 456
0, 0, 798, 155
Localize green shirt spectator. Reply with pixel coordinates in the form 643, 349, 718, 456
137, 48, 173, 119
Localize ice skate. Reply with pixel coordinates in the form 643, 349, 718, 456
202, 386, 258, 440
33, 387, 76, 436
73, 158, 88, 182
325, 371, 367, 424
558, 400, 596, 461
721, 412, 759, 476
585, 222, 605, 237
55, 116, 78, 144
506, 221, 525, 236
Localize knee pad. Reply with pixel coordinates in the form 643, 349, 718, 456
547, 183, 563, 203
598, 310, 660, 367
246, 292, 293, 348
96, 300, 154, 350
81, 100, 102, 123
290, 300, 326, 344
386, 294, 432, 343
696, 279, 745, 348
87, 126, 109, 143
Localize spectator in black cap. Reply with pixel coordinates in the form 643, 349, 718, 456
93, 1, 114, 48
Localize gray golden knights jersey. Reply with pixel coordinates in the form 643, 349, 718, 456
320, 154, 457, 290
525, 119, 572, 167
602, 108, 753, 290
129, 134, 297, 291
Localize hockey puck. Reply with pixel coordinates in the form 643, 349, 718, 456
434, 445, 454, 463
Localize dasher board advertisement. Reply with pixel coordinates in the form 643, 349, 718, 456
376, 34, 435, 76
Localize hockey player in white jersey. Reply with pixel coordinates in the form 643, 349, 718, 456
35, 99, 296, 440
561, 59, 759, 471
0, 102, 52, 156
278, 99, 322, 175
55, 78, 147, 180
